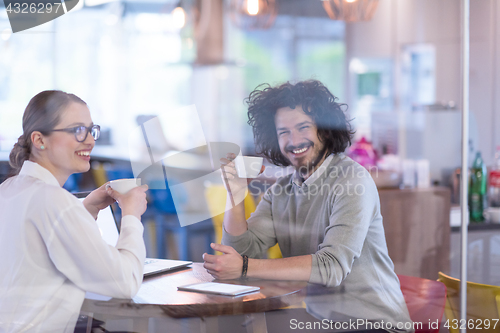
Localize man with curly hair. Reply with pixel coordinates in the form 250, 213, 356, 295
203, 80, 412, 330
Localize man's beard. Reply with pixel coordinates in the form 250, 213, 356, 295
294, 145, 328, 177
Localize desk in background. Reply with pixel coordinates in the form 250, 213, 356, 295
379, 187, 451, 280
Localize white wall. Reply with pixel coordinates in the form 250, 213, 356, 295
346, 0, 499, 166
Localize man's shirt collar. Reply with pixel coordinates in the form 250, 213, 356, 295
292, 153, 336, 187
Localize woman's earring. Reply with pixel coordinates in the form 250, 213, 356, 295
40, 145, 45, 150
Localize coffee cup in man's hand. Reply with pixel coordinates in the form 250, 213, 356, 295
234, 156, 264, 178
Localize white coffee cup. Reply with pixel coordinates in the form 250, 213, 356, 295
234, 156, 264, 178
483, 207, 500, 223
107, 178, 141, 194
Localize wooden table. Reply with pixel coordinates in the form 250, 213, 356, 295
81, 263, 307, 333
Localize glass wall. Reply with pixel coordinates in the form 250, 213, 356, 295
4, 0, 500, 331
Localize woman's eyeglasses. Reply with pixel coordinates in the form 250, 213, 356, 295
51, 125, 101, 142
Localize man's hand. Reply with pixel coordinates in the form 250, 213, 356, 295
220, 153, 266, 204
220, 153, 248, 201
203, 243, 244, 280
83, 183, 117, 220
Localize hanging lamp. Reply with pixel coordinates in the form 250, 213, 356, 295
228, 0, 277, 30
322, 0, 379, 22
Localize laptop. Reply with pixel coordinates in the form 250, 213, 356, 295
74, 192, 192, 277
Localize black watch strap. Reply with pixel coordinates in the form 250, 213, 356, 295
241, 255, 249, 280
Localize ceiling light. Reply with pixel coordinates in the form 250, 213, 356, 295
229, 0, 277, 30
323, 0, 379, 22
247, 0, 259, 15
172, 6, 186, 29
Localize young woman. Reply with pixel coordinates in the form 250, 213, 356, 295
0, 91, 148, 332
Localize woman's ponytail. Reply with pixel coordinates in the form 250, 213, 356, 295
9, 134, 31, 175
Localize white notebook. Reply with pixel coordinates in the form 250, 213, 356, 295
178, 282, 260, 296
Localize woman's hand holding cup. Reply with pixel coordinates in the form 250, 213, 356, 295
106, 179, 148, 220
83, 183, 119, 220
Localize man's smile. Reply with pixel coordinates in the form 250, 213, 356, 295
286, 142, 313, 157
292, 146, 309, 154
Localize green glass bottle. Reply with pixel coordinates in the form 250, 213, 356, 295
469, 152, 487, 222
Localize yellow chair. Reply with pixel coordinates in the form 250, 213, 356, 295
204, 184, 282, 258
90, 161, 108, 187
438, 272, 500, 333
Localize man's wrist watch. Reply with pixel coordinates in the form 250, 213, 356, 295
241, 255, 249, 280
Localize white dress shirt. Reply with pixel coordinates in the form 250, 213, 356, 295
0, 161, 146, 333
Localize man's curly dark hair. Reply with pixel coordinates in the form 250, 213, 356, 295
246, 80, 354, 166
